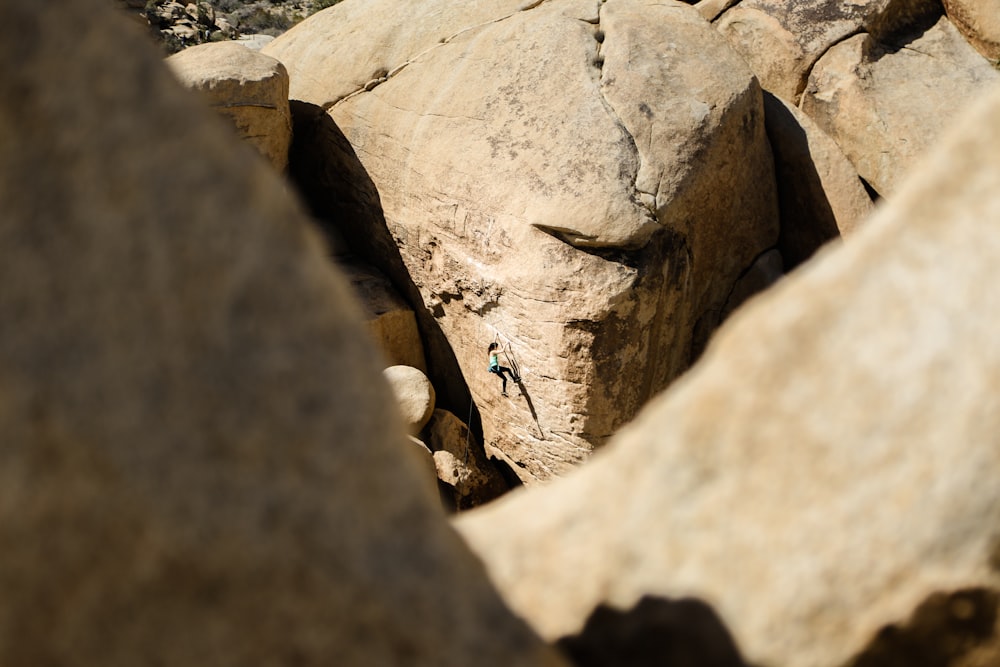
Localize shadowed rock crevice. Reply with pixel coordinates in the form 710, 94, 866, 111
865, 0, 944, 50
286, 100, 480, 432
849, 589, 1000, 667
555, 596, 748, 667
759, 90, 873, 269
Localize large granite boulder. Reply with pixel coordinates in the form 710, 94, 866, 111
715, 0, 942, 102
801, 16, 1000, 196
456, 84, 1000, 667
944, 0, 1000, 61
265, 0, 779, 482
167, 41, 293, 171
0, 2, 563, 666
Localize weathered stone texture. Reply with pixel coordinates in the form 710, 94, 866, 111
801, 17, 1000, 196
716, 0, 942, 102
425, 409, 509, 510
457, 84, 1000, 667
943, 0, 1000, 61
167, 40, 292, 171
265, 0, 779, 482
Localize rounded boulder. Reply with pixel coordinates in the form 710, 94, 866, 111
384, 365, 436, 435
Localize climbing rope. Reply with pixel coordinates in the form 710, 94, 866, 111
493, 332, 522, 381
465, 393, 474, 465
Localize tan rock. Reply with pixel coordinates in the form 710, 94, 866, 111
944, 0, 1000, 61
266, 0, 779, 482
425, 410, 509, 510
695, 0, 739, 22
0, 2, 563, 666
167, 41, 292, 171
263, 0, 530, 106
384, 366, 436, 435
763, 92, 874, 268
716, 0, 941, 102
801, 17, 1000, 196
456, 83, 1000, 667
342, 260, 427, 371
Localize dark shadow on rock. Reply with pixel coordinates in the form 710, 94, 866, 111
860, 176, 882, 203
286, 101, 521, 501
864, 0, 943, 57
849, 588, 1000, 667
488, 455, 524, 491
762, 90, 842, 271
513, 378, 543, 440
287, 101, 477, 424
556, 595, 749, 667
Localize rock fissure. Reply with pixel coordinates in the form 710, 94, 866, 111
329, 1, 556, 110
209, 102, 280, 110
798, 27, 866, 103
721, 244, 780, 312
589, 3, 660, 237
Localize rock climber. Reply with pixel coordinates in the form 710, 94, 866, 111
487, 342, 519, 397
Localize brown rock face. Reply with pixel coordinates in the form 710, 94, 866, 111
0, 2, 563, 666
456, 85, 1000, 666
167, 40, 293, 171
801, 17, 1000, 196
265, 0, 779, 482
943, 0, 1000, 61
715, 0, 942, 102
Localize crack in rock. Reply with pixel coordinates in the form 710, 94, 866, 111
327, 0, 555, 109
591, 2, 659, 223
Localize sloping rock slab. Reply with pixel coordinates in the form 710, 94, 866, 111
943, 0, 1000, 62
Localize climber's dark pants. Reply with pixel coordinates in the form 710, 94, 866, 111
489, 365, 514, 393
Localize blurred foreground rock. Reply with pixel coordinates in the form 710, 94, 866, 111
0, 2, 563, 666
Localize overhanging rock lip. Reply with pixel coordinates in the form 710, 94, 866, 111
531, 220, 660, 251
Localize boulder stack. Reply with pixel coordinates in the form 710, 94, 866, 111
264, 0, 780, 482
